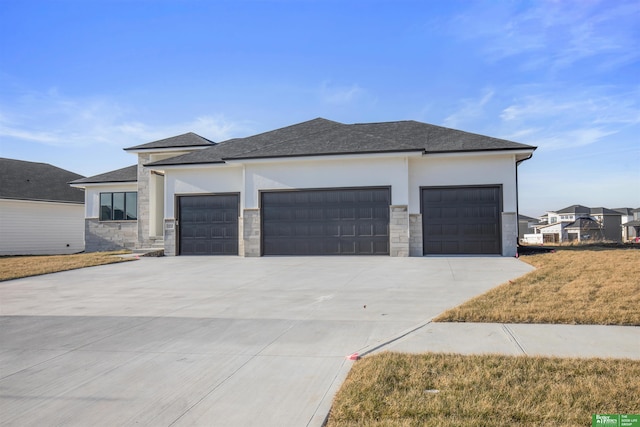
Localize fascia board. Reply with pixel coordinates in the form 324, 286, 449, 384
223, 150, 425, 165
70, 181, 137, 189
423, 148, 535, 159
123, 146, 211, 154
143, 162, 240, 171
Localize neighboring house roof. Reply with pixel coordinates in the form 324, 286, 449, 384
564, 218, 602, 230
146, 118, 536, 167
613, 207, 635, 215
518, 214, 538, 222
0, 158, 85, 203
622, 220, 640, 227
123, 132, 215, 151
553, 204, 592, 215
589, 207, 622, 215
70, 165, 138, 184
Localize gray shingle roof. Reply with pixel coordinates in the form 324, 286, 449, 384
590, 207, 622, 215
613, 208, 635, 215
564, 218, 602, 229
124, 132, 215, 151
70, 165, 138, 184
0, 158, 85, 203
146, 118, 536, 167
554, 204, 592, 214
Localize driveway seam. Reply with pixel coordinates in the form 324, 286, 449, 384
166, 319, 299, 426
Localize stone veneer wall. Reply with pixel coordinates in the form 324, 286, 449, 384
501, 212, 517, 257
242, 209, 261, 257
409, 213, 423, 257
85, 218, 137, 252
163, 219, 176, 256
389, 205, 409, 257
136, 153, 151, 248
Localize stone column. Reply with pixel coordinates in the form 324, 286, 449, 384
136, 153, 151, 248
389, 205, 409, 257
409, 213, 423, 257
163, 219, 176, 256
502, 212, 517, 257
242, 209, 261, 257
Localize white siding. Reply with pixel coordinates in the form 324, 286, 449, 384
0, 199, 85, 255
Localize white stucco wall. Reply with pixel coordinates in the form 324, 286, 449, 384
164, 165, 243, 218
242, 155, 410, 209
84, 183, 139, 218
0, 199, 85, 255
408, 153, 518, 213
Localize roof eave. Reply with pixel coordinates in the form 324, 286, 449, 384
124, 145, 213, 154
223, 149, 426, 163
143, 160, 227, 169
70, 180, 137, 188
1, 196, 84, 204
423, 147, 535, 158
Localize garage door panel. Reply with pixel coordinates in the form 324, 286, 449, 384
179, 194, 239, 255
422, 186, 501, 255
262, 188, 390, 255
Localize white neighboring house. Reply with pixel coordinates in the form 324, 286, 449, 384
614, 207, 640, 241
533, 204, 623, 243
0, 158, 85, 255
71, 118, 536, 257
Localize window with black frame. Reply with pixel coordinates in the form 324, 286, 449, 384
100, 192, 137, 221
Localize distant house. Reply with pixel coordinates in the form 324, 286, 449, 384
518, 214, 539, 240
614, 208, 640, 241
619, 208, 640, 242
0, 158, 85, 255
533, 204, 622, 243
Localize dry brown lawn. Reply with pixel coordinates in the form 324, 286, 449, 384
436, 247, 640, 326
327, 352, 639, 427
0, 251, 133, 281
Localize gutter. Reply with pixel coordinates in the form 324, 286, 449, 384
515, 152, 535, 253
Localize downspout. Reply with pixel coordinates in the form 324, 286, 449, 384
515, 152, 534, 254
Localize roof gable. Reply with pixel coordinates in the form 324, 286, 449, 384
0, 158, 85, 203
124, 132, 215, 151
146, 118, 535, 167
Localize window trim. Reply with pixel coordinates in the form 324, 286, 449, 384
99, 191, 138, 221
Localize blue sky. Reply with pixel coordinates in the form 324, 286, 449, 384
1, 0, 638, 216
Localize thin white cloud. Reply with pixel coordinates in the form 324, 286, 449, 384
441, 85, 639, 151
319, 81, 365, 105
0, 89, 247, 148
443, 89, 494, 128
451, 0, 640, 71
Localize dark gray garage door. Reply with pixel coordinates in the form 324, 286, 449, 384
262, 188, 390, 255
422, 186, 501, 255
178, 194, 239, 255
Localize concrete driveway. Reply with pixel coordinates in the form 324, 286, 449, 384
0, 256, 533, 427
